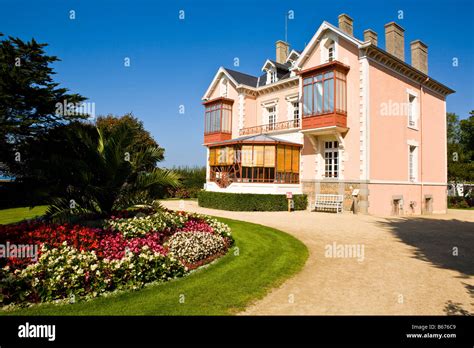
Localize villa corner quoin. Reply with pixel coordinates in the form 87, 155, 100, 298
202, 13, 455, 216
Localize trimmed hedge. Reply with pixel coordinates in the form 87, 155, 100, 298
198, 191, 307, 211
448, 196, 473, 209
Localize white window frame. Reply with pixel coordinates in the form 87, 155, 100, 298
267, 105, 277, 130
266, 69, 277, 85
292, 101, 300, 127
328, 44, 335, 62
324, 140, 339, 178
407, 89, 419, 130
321, 34, 338, 64
219, 78, 228, 97
408, 143, 418, 182
285, 94, 300, 127
261, 99, 278, 126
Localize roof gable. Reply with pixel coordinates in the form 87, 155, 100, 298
294, 21, 362, 69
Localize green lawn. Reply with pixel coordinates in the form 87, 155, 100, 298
0, 206, 48, 225
1, 216, 308, 315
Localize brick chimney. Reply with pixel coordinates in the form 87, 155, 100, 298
338, 14, 353, 36
384, 22, 405, 61
364, 29, 378, 46
276, 40, 289, 64
411, 40, 428, 74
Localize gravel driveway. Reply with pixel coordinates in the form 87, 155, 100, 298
161, 200, 474, 315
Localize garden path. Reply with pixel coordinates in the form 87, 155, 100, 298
161, 200, 474, 315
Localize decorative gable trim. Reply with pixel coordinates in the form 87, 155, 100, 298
294, 21, 362, 70
202, 67, 240, 100
261, 59, 276, 71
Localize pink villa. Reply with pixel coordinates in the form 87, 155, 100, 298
201, 14, 454, 215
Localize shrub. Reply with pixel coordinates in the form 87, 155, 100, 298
167, 166, 206, 198
448, 196, 471, 209
197, 191, 307, 211
167, 232, 229, 266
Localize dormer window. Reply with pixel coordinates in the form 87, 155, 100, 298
286, 50, 301, 73
267, 69, 277, 84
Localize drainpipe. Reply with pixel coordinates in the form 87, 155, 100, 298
420, 77, 429, 213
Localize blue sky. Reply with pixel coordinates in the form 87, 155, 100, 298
1, 0, 473, 167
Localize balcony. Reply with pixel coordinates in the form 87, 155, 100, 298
299, 60, 349, 132
239, 119, 300, 136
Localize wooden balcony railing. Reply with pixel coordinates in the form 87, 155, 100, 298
239, 119, 300, 136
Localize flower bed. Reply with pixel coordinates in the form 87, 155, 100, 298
0, 210, 233, 307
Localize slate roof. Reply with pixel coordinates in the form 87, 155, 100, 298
224, 55, 296, 88
225, 69, 259, 87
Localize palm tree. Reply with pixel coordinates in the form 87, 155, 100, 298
45, 123, 180, 221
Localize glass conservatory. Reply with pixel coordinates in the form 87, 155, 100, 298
207, 135, 302, 188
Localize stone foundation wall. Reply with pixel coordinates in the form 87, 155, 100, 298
302, 180, 369, 214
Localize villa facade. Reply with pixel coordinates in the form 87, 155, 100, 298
201, 14, 454, 215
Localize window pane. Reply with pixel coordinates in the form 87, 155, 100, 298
291, 147, 299, 173
316, 82, 323, 114
328, 78, 334, 112
336, 80, 341, 112
254, 146, 265, 167
342, 80, 346, 112
264, 146, 275, 167
224, 109, 231, 132
277, 146, 285, 172
324, 71, 334, 79
285, 146, 292, 172
210, 111, 215, 132
209, 148, 216, 165
242, 146, 253, 167
303, 85, 312, 115
323, 80, 330, 112
226, 146, 234, 164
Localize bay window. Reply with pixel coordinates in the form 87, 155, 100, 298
204, 101, 232, 134
303, 70, 346, 116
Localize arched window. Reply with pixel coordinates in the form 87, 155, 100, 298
220, 78, 228, 97
327, 41, 335, 62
